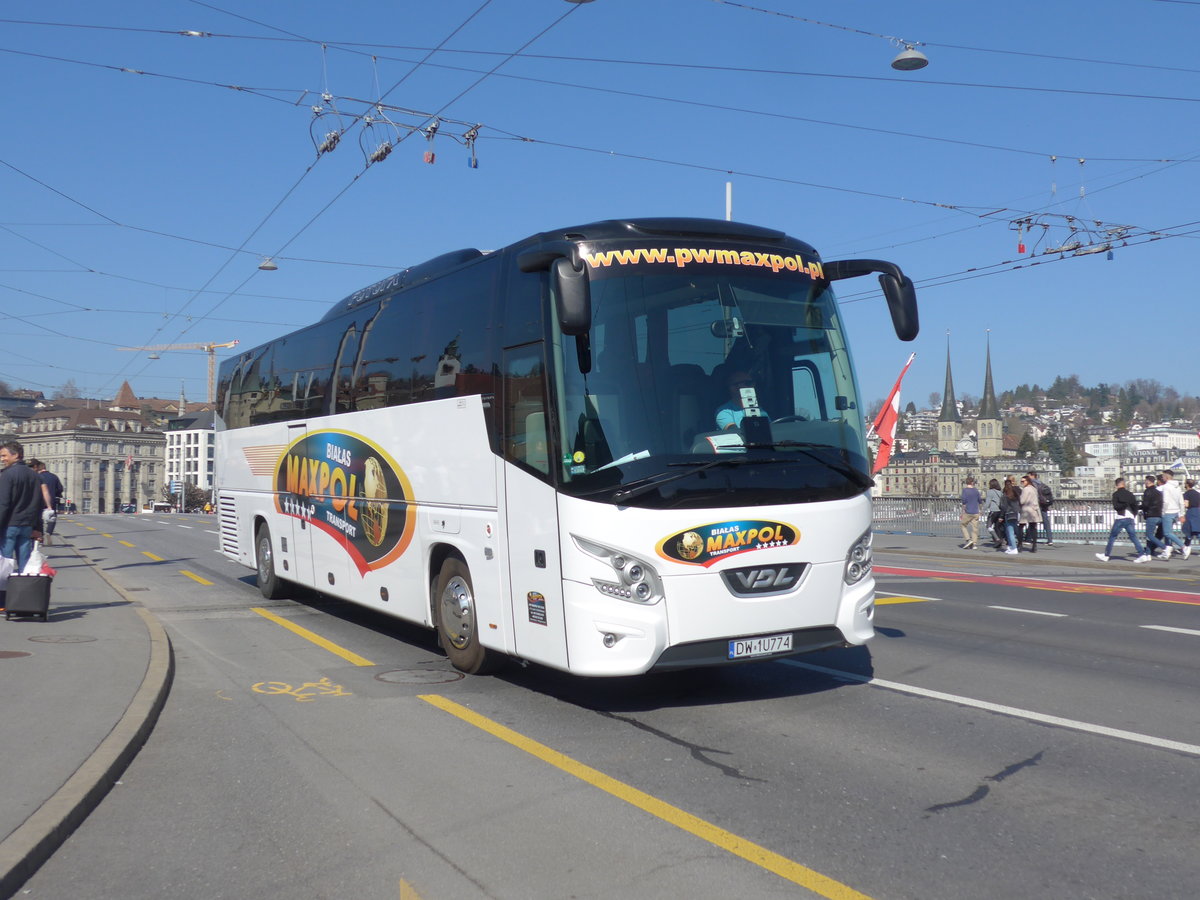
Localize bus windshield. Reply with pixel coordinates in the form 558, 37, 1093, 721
551, 264, 870, 508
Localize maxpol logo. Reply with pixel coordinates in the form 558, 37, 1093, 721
274, 429, 415, 575
656, 520, 799, 568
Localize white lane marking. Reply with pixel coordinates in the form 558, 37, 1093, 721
988, 605, 1068, 618
1141, 625, 1200, 637
176, 524, 193, 529
205, 530, 219, 535
780, 660, 1200, 757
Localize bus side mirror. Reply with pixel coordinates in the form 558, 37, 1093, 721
879, 272, 919, 342
824, 258, 920, 342
553, 257, 591, 336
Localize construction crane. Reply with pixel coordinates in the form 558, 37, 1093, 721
118, 340, 240, 405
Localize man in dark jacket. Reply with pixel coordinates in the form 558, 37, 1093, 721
1095, 477, 1150, 563
1141, 474, 1166, 559
0, 441, 45, 571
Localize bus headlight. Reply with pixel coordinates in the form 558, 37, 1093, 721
573, 536, 664, 605
844, 529, 873, 585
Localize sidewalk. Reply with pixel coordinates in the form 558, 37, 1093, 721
0, 535, 173, 900
873, 528, 1200, 575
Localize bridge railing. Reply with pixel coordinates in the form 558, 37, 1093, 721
872, 496, 1117, 543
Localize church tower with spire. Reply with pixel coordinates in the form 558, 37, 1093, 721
937, 340, 963, 453
976, 333, 1003, 457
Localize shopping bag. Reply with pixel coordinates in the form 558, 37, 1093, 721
22, 542, 46, 577
0, 556, 13, 590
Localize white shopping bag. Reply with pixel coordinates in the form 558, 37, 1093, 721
0, 556, 13, 589
21, 542, 46, 577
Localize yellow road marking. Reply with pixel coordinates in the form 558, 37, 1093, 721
251, 607, 377, 667
875, 596, 931, 605
142, 551, 163, 561
420, 694, 873, 900
180, 570, 213, 585
119, 540, 136, 548
101, 533, 113, 538
399, 879, 424, 900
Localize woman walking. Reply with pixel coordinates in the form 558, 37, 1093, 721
1018, 474, 1042, 552
984, 478, 1004, 548
1000, 481, 1021, 555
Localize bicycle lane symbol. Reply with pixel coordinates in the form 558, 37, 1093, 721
252, 677, 353, 702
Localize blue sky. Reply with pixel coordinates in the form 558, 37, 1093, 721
3, 0, 1199, 411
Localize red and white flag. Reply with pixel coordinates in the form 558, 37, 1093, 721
126, 453, 134, 470
869, 352, 916, 474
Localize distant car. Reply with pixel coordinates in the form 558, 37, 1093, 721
120, 504, 137, 514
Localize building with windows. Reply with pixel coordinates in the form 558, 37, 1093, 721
164, 410, 216, 502
18, 408, 164, 513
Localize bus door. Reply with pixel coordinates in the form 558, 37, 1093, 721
281, 422, 316, 587
501, 345, 569, 669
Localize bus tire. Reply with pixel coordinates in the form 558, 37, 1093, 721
435, 557, 503, 675
255, 523, 287, 600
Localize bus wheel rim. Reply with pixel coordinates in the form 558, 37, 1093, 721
257, 536, 272, 580
440, 575, 473, 650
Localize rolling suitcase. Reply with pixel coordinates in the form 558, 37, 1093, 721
5, 574, 52, 621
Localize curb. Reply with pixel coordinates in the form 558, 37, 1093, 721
0, 546, 174, 900
875, 543, 1196, 574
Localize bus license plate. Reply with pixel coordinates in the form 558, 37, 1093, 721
728, 632, 793, 659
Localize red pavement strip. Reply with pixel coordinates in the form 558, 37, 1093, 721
875, 565, 1200, 606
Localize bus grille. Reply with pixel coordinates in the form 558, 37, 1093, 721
218, 494, 239, 556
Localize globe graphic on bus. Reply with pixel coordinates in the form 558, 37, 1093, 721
361, 455, 389, 547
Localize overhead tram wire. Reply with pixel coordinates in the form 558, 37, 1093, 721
705, 0, 1200, 76
3, 38, 1197, 165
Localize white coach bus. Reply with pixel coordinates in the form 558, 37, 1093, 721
216, 218, 918, 676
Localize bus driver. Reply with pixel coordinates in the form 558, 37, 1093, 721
716, 370, 768, 430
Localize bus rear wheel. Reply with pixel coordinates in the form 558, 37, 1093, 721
435, 557, 503, 675
255, 523, 287, 600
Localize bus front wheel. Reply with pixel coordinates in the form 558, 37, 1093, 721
435, 558, 502, 675
255, 523, 287, 600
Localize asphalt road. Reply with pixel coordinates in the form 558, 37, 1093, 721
21, 516, 1200, 900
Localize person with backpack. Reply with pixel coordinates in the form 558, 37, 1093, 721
1095, 477, 1151, 563
1028, 469, 1054, 545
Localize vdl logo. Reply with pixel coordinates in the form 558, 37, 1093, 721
721, 564, 807, 597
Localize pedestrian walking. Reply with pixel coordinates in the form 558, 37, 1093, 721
27, 458, 63, 546
1095, 477, 1151, 563
1141, 474, 1166, 558
1000, 481, 1021, 554
0, 441, 46, 573
1028, 469, 1055, 545
959, 475, 984, 549
1157, 469, 1187, 559
1018, 474, 1042, 552
983, 478, 1004, 547
1182, 478, 1199, 560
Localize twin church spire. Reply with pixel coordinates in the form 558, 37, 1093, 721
937, 333, 1002, 456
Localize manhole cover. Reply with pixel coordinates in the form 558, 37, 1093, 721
0, 650, 32, 659
374, 668, 465, 685
28, 635, 98, 643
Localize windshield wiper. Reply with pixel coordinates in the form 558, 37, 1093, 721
743, 440, 874, 489
612, 456, 791, 504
